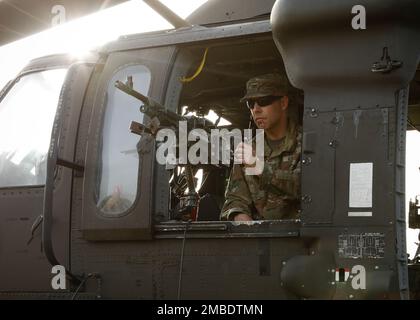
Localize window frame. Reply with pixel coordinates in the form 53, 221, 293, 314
95, 64, 152, 218
81, 46, 177, 241
151, 33, 303, 237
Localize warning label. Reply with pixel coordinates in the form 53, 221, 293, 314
338, 233, 385, 259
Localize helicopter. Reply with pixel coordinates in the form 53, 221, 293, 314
0, 0, 419, 300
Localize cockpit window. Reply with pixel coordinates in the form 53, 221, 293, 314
0, 69, 68, 188
96, 65, 151, 216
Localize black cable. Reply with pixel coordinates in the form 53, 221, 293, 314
177, 221, 191, 300
71, 278, 88, 300
71, 273, 101, 300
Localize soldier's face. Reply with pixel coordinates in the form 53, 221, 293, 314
250, 96, 289, 131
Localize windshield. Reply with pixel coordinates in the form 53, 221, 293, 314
0, 68, 68, 188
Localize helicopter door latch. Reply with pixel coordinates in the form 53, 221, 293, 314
371, 47, 402, 74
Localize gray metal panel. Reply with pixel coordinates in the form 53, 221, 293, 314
71, 227, 305, 299
187, 0, 275, 25
332, 107, 394, 227
301, 112, 336, 224
19, 53, 100, 74
272, 0, 420, 299
395, 88, 410, 297
300, 226, 398, 299
272, 0, 420, 94
103, 20, 272, 53
0, 188, 51, 291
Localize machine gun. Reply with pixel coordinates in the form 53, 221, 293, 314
115, 77, 214, 135
115, 77, 218, 221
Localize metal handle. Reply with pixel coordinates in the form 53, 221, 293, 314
371, 47, 403, 74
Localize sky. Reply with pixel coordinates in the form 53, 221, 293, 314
0, 0, 419, 257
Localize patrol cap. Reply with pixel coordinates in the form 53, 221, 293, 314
240, 73, 289, 102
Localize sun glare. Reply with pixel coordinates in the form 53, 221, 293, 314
0, 0, 207, 89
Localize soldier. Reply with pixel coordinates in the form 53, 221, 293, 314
220, 73, 301, 221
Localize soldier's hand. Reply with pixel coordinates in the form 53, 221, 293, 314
234, 142, 256, 167
233, 213, 253, 222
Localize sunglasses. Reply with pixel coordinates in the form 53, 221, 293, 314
245, 95, 283, 109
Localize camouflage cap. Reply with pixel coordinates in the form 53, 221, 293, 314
240, 73, 289, 102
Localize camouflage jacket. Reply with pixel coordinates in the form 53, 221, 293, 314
220, 125, 302, 220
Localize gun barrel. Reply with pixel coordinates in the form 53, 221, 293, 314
115, 79, 184, 126
115, 80, 151, 105
115, 79, 215, 131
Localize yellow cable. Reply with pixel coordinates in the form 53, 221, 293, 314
180, 48, 209, 83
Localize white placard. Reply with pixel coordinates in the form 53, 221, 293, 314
349, 163, 373, 208
348, 212, 372, 217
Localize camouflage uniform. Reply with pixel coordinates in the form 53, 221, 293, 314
220, 73, 301, 220
221, 124, 301, 220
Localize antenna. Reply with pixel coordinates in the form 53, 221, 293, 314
143, 0, 192, 29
